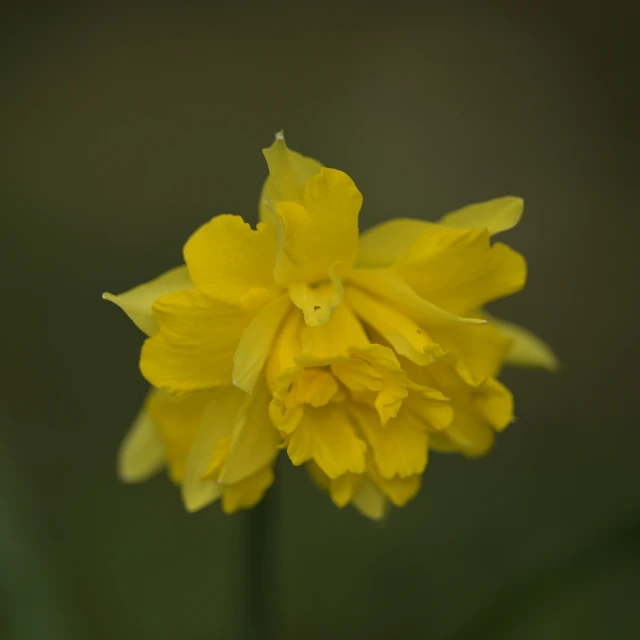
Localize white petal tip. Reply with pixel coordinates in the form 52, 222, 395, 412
275, 131, 285, 141
462, 317, 487, 325
231, 376, 253, 394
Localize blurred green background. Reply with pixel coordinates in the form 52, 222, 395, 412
2, 2, 639, 638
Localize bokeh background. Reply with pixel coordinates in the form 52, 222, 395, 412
2, 2, 639, 638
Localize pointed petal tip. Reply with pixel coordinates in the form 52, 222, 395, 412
116, 468, 139, 484
116, 455, 160, 484
182, 493, 211, 514
275, 130, 285, 141
232, 377, 253, 394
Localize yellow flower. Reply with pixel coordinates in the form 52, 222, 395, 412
107, 132, 557, 519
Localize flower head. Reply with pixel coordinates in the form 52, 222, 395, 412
107, 133, 557, 519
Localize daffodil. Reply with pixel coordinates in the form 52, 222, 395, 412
106, 132, 557, 519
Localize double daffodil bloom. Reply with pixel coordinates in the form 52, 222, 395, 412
106, 133, 557, 519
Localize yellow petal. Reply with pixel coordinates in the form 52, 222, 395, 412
350, 404, 428, 479
286, 404, 366, 478
103, 265, 192, 336
183, 215, 278, 298
306, 460, 331, 491
221, 466, 276, 513
345, 285, 436, 365
307, 463, 371, 513
473, 377, 514, 431
332, 345, 409, 425
200, 436, 231, 482
233, 293, 291, 394
259, 132, 323, 224
357, 218, 434, 267
425, 432, 460, 453
348, 268, 486, 326
288, 266, 344, 327
140, 288, 268, 394
297, 300, 369, 366
427, 320, 513, 382
355, 197, 522, 269
439, 196, 523, 235
376, 475, 421, 507
146, 390, 213, 484
218, 377, 281, 484
265, 307, 304, 394
436, 409, 496, 457
180, 388, 248, 512
367, 459, 422, 507
329, 473, 363, 508
117, 392, 165, 483
404, 391, 453, 431
331, 357, 385, 393
394, 227, 527, 316
271, 168, 362, 286
269, 399, 304, 435
414, 359, 510, 455
351, 481, 388, 520
291, 368, 340, 407
492, 317, 559, 371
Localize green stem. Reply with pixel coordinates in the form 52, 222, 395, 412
244, 486, 275, 640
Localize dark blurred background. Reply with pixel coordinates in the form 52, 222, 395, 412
2, 2, 639, 638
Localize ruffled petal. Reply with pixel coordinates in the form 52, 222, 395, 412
140, 288, 269, 394
307, 463, 379, 516
492, 317, 559, 371
350, 404, 428, 479
290, 368, 339, 407
286, 404, 366, 478
367, 461, 422, 507
333, 345, 409, 425
270, 168, 362, 286
103, 266, 192, 336
416, 360, 511, 455
183, 214, 278, 298
393, 227, 527, 316
356, 196, 523, 269
439, 196, 523, 235
117, 392, 166, 483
